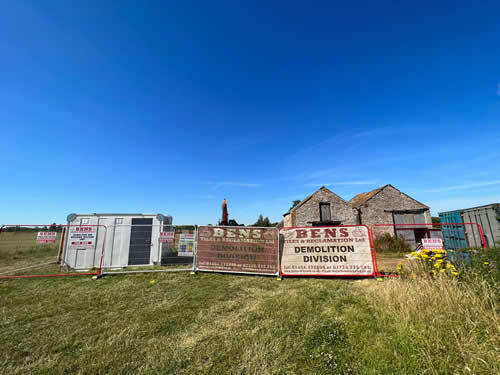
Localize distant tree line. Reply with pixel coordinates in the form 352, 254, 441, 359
1, 223, 63, 232
252, 215, 280, 227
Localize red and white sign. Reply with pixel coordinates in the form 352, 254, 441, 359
68, 226, 97, 250
36, 232, 57, 243
422, 238, 444, 250
159, 231, 175, 243
280, 226, 375, 277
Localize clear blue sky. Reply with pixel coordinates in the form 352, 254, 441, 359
1, 0, 499, 225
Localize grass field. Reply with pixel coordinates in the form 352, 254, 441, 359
1, 269, 498, 375
0, 232, 61, 275
1, 233, 498, 374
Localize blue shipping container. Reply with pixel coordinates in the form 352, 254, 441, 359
438, 210, 468, 250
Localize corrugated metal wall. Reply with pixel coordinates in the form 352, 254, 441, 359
461, 205, 500, 248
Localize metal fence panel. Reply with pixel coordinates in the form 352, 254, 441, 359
0, 224, 106, 279
196, 226, 279, 276
370, 222, 487, 252
100, 224, 196, 276
279, 225, 376, 277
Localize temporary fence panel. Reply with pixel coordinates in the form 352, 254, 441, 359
370, 223, 487, 252
461, 211, 490, 248
280, 225, 376, 277
196, 226, 279, 276
100, 224, 196, 275
0, 224, 106, 279
62, 225, 102, 270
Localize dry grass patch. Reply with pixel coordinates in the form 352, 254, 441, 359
355, 276, 500, 374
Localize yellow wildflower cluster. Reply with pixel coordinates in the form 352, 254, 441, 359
408, 248, 446, 261
406, 248, 459, 277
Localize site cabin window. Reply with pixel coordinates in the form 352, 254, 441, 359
80, 218, 89, 225
319, 203, 331, 222
115, 218, 123, 225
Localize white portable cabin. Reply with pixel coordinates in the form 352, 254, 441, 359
62, 213, 171, 270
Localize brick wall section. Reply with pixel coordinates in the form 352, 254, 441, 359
293, 188, 358, 226
358, 185, 431, 236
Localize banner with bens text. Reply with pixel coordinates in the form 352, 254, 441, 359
280, 226, 375, 276
196, 226, 279, 275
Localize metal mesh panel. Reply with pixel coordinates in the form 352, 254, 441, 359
100, 225, 196, 276
0, 224, 106, 279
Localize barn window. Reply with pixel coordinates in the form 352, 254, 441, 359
319, 203, 331, 221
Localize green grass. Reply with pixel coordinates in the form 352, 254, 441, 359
453, 247, 500, 288
1, 271, 498, 374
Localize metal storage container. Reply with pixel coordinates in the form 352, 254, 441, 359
461, 204, 500, 248
439, 204, 500, 249
438, 210, 468, 250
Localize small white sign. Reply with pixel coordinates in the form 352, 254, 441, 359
422, 238, 444, 250
159, 231, 175, 243
68, 226, 97, 250
178, 233, 194, 256
37, 232, 57, 243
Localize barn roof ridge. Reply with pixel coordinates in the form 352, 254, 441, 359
283, 186, 348, 216
284, 184, 429, 216
349, 184, 429, 209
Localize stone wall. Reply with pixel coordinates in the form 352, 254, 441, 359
294, 188, 358, 226
283, 214, 292, 227
359, 185, 431, 236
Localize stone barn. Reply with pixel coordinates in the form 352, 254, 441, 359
350, 184, 433, 247
283, 184, 434, 248
283, 186, 358, 227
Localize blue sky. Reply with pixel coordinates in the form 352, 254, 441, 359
1, 0, 499, 225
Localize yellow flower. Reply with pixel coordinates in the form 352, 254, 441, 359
440, 269, 446, 273
484, 262, 489, 265
150, 280, 156, 284
452, 271, 459, 276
